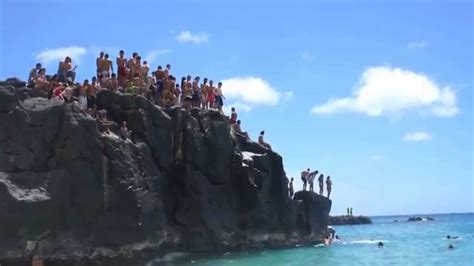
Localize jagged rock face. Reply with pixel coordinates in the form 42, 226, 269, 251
329, 215, 372, 225
0, 85, 331, 265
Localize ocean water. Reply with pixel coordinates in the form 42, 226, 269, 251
148, 213, 474, 266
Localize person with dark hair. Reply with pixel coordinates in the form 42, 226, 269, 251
308, 170, 319, 192
127, 52, 138, 79
96, 51, 104, 80
201, 78, 209, 109
216, 82, 225, 112
326, 176, 332, 198
378, 241, 384, 248
141, 60, 150, 77
232, 120, 249, 138
230, 107, 237, 124
318, 174, 325, 195
108, 73, 119, 92
207, 80, 216, 109
166, 64, 171, 74
192, 76, 201, 108
28, 63, 42, 86
117, 50, 127, 86
258, 130, 272, 150
301, 168, 310, 191
57, 56, 77, 85
100, 53, 113, 84
88, 76, 100, 108
34, 68, 49, 94
289, 177, 294, 199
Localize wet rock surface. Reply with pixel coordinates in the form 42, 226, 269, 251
0, 81, 332, 265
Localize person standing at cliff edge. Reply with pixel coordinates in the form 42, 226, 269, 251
288, 177, 294, 199
326, 176, 332, 198
301, 168, 309, 191
318, 174, 324, 195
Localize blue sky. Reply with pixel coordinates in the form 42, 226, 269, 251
1, 0, 472, 216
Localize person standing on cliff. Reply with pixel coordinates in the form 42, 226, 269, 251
308, 170, 318, 192
318, 174, 324, 195
289, 177, 294, 199
117, 50, 128, 86
326, 176, 332, 198
301, 168, 309, 191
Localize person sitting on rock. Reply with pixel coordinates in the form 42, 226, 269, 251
318, 174, 325, 195
232, 120, 249, 138
326, 176, 332, 198
119, 121, 131, 140
52, 83, 65, 101
28, 63, 42, 87
34, 68, 49, 94
258, 130, 272, 150
288, 177, 294, 199
57, 56, 77, 85
230, 107, 237, 124
96, 110, 115, 134
61, 87, 74, 103
107, 73, 119, 92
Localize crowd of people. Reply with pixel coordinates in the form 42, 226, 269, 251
27, 50, 228, 113
26, 50, 274, 151
287, 168, 333, 199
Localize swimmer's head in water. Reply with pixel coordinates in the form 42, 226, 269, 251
449, 244, 454, 249
378, 242, 384, 247
447, 235, 451, 239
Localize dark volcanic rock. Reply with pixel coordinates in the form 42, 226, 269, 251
407, 216, 434, 222
329, 215, 372, 225
0, 81, 332, 265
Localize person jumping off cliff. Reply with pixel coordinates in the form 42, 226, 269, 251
326, 176, 332, 198
318, 174, 324, 195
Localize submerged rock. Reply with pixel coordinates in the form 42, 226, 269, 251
0, 82, 332, 265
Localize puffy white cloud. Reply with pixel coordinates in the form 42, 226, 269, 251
407, 41, 428, 49
220, 77, 292, 106
311, 66, 458, 118
403, 131, 432, 142
176, 31, 209, 44
144, 49, 171, 64
35, 46, 87, 64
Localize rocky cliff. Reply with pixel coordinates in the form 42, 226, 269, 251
329, 215, 372, 225
0, 78, 332, 265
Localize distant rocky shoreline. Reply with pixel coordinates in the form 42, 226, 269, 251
329, 215, 372, 225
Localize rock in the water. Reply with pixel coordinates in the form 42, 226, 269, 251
407, 216, 434, 222
0, 82, 332, 265
329, 215, 372, 225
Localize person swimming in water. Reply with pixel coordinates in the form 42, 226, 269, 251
446, 235, 460, 240
378, 241, 384, 247
448, 244, 454, 249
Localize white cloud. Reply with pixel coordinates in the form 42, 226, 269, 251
403, 131, 432, 142
301, 51, 314, 61
221, 77, 292, 106
144, 49, 171, 64
176, 31, 209, 44
35, 46, 87, 64
311, 66, 458, 118
408, 41, 428, 49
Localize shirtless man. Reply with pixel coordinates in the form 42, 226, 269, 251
28, 63, 42, 86
201, 78, 209, 109
207, 80, 215, 109
301, 168, 309, 191
258, 130, 272, 150
230, 107, 237, 124
127, 52, 138, 80
117, 50, 127, 86
192, 76, 200, 108
232, 120, 249, 138
184, 75, 193, 100
100, 54, 113, 83
163, 75, 175, 106
107, 73, 119, 92
57, 56, 77, 85
166, 64, 171, 74
96, 51, 104, 80
141, 60, 150, 77
88, 76, 100, 108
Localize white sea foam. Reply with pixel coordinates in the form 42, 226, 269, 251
347, 239, 389, 245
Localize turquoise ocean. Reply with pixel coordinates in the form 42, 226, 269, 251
148, 213, 474, 265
